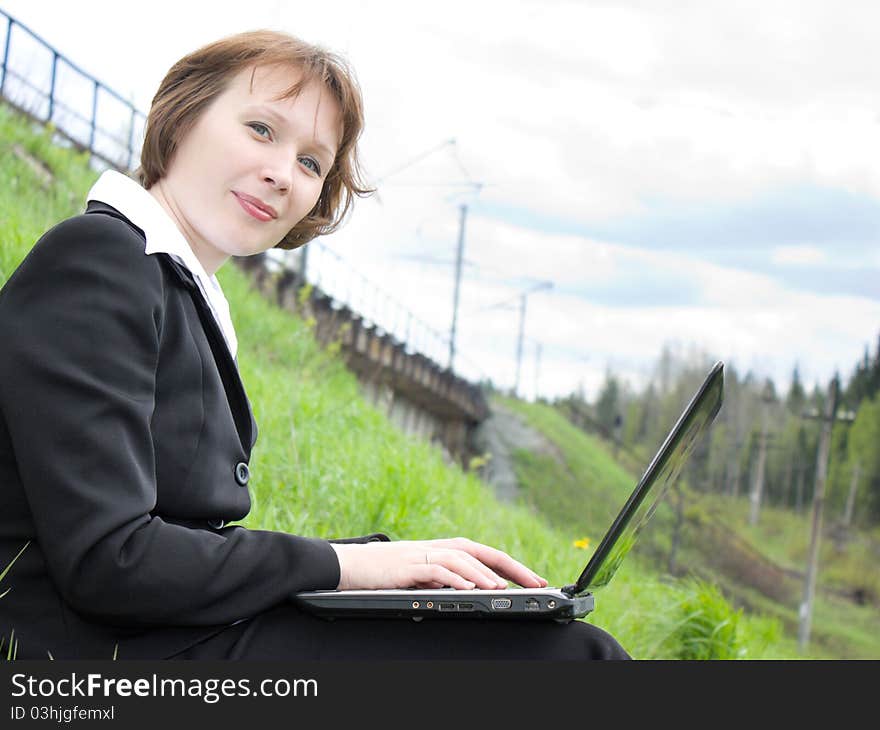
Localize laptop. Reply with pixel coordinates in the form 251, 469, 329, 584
296, 360, 724, 623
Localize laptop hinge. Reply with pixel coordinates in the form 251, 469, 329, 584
560, 583, 579, 598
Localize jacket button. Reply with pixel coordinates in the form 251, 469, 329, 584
207, 519, 225, 530
234, 462, 250, 486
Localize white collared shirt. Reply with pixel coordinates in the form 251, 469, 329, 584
86, 170, 238, 359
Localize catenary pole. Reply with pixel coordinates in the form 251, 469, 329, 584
749, 382, 774, 526
534, 342, 542, 401
798, 378, 838, 652
514, 293, 526, 396
448, 204, 467, 370
512, 281, 552, 397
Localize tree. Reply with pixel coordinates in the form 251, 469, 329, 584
842, 346, 871, 408
846, 395, 880, 524
595, 370, 621, 436
787, 364, 806, 416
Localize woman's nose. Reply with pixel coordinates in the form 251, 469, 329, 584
262, 169, 291, 194
262, 157, 293, 194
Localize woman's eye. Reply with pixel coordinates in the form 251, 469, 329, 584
248, 122, 271, 138
299, 156, 321, 176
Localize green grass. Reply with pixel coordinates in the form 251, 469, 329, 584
0, 101, 851, 659
498, 396, 638, 535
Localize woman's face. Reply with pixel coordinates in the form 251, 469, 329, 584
150, 64, 341, 275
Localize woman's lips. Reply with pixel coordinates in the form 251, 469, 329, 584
233, 192, 277, 221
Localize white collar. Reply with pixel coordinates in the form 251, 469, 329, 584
86, 170, 238, 359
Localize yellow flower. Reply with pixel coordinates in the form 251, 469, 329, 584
572, 537, 591, 550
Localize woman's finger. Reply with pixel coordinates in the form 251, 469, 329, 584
469, 544, 546, 586
425, 550, 506, 589
414, 563, 475, 590
413, 580, 446, 589
427, 538, 547, 588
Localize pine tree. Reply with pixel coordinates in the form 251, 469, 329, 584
870, 332, 880, 399
787, 364, 806, 415
595, 371, 621, 436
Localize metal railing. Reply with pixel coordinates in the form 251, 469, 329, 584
0, 5, 489, 386
265, 245, 489, 384
0, 7, 146, 171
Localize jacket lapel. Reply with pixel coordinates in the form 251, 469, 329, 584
159, 255, 257, 452
85, 202, 257, 453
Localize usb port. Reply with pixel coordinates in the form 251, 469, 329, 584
491, 598, 512, 610
438, 602, 456, 611
458, 602, 474, 610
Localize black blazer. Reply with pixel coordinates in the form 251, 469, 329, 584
0, 202, 386, 659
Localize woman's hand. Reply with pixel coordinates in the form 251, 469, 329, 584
329, 537, 548, 591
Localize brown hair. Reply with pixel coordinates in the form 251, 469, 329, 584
137, 30, 373, 249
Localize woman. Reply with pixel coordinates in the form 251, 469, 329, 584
0, 30, 629, 660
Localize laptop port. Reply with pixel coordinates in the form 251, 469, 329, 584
458, 602, 474, 610
525, 598, 541, 610
491, 598, 512, 610
438, 602, 456, 611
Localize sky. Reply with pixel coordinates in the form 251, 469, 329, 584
2, 0, 879, 401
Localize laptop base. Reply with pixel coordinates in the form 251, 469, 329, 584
295, 587, 594, 622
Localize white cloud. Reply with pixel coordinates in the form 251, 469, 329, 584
771, 245, 827, 266
327, 206, 880, 399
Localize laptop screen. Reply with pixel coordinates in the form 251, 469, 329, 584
563, 361, 724, 596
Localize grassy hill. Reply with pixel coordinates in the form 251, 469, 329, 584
0, 100, 836, 659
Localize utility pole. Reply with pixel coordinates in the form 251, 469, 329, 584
798, 377, 856, 652
448, 203, 467, 371
727, 434, 743, 498
514, 294, 526, 396
512, 281, 552, 397
749, 382, 775, 526
374, 138, 481, 373
534, 341, 542, 402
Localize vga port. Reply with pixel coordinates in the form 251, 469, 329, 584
491, 598, 512, 610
